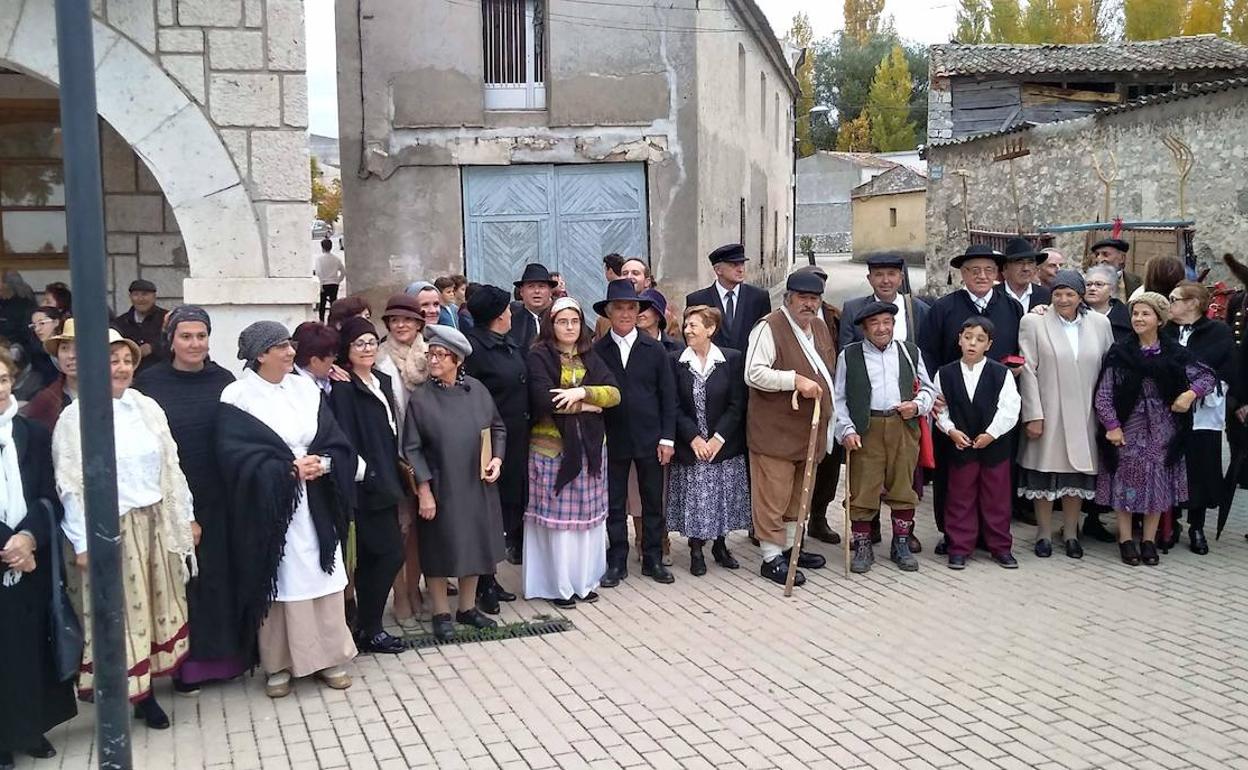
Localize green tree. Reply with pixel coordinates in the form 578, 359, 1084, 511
310, 157, 342, 224
1231, 0, 1248, 41
866, 45, 917, 151
988, 0, 1024, 41
844, 0, 887, 44
813, 34, 928, 149
835, 113, 874, 151
1184, 0, 1227, 34
789, 13, 818, 158
1021, 0, 1059, 41
956, 0, 990, 43
1123, 0, 1184, 39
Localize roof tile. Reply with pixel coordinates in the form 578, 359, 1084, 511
931, 35, 1248, 78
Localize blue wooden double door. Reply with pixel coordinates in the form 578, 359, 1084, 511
462, 163, 649, 309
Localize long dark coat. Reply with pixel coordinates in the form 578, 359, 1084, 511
463, 326, 530, 516
329, 369, 405, 512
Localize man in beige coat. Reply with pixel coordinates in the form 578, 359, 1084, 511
1017, 270, 1115, 558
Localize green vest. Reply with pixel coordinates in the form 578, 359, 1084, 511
844, 340, 920, 436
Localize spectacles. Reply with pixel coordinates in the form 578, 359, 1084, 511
1168, 295, 1191, 303
28, 319, 55, 330
271, 340, 297, 352
962, 267, 996, 277
426, 349, 452, 361
1086, 281, 1111, 288
553, 318, 580, 328
350, 339, 379, 351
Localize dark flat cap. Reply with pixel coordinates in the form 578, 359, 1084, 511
1090, 237, 1130, 253
950, 244, 1005, 269
854, 301, 898, 326
865, 254, 905, 269
129, 279, 157, 293
708, 243, 747, 265
785, 270, 825, 295
467, 284, 511, 325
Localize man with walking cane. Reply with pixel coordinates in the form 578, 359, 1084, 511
833, 302, 936, 574
744, 271, 837, 586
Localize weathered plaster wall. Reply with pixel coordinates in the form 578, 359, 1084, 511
796, 154, 887, 254
925, 87, 1248, 293
852, 191, 926, 262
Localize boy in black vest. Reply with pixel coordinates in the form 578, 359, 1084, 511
832, 302, 935, 574
932, 317, 1021, 569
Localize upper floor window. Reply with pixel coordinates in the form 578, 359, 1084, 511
482, 0, 546, 110
0, 100, 67, 271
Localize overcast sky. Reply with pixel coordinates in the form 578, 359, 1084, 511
303, 0, 957, 138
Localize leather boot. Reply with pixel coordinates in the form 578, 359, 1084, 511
850, 536, 874, 574
890, 535, 919, 571
689, 540, 707, 576
711, 537, 739, 569
1189, 527, 1209, 555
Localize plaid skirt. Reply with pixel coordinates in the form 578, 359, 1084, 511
525, 445, 608, 532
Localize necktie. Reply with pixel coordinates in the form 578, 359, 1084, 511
724, 290, 736, 332
974, 296, 987, 313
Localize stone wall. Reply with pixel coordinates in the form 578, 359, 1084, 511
925, 85, 1248, 293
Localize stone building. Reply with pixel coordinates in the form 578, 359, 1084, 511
0, 0, 313, 360
925, 78, 1248, 289
794, 151, 899, 257
850, 165, 926, 264
334, 0, 798, 308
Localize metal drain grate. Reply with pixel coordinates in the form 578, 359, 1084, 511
403, 616, 575, 649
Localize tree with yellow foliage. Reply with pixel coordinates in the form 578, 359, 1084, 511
844, 0, 886, 45
1124, 0, 1184, 39
789, 13, 817, 158
1231, 0, 1248, 42
866, 45, 917, 151
835, 114, 873, 152
1184, 0, 1227, 35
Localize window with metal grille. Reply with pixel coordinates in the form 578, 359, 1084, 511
0, 100, 68, 271
482, 0, 546, 110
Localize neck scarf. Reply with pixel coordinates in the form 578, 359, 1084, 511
381, 334, 428, 392
0, 399, 28, 587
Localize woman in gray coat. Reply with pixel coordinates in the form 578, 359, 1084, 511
403, 325, 506, 641
1017, 270, 1114, 559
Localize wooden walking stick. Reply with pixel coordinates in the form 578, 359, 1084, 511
842, 447, 852, 578
784, 392, 822, 597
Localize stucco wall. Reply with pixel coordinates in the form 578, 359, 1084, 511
852, 191, 926, 262
925, 87, 1248, 293
796, 154, 889, 255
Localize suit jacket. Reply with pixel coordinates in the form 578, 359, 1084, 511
839, 294, 929, 350
328, 369, 405, 512
505, 301, 542, 351
593, 331, 677, 460
921, 288, 1022, 372
1002, 283, 1052, 312
112, 305, 168, 372
685, 281, 771, 353
670, 347, 746, 466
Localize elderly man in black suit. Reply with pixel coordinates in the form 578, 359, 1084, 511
839, 254, 929, 350
508, 263, 557, 350
685, 243, 772, 353
593, 279, 678, 586
999, 237, 1052, 311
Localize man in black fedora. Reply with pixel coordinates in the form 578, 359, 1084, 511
999, 237, 1052, 311
508, 262, 558, 350
921, 244, 1024, 554
1090, 237, 1141, 299
593, 279, 678, 586
685, 243, 772, 353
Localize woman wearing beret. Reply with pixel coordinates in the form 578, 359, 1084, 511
1163, 281, 1235, 554
524, 297, 620, 607
1095, 292, 1216, 566
218, 321, 359, 697
666, 305, 749, 575
402, 325, 507, 640
638, 288, 684, 354
462, 286, 527, 612
328, 317, 408, 654
1017, 270, 1115, 559
132, 306, 242, 693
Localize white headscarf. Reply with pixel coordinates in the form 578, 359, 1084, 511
0, 398, 29, 587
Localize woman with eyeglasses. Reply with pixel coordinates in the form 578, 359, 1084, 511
402, 325, 506, 641
328, 317, 407, 654
1163, 281, 1234, 554
22, 308, 62, 397
1083, 265, 1131, 342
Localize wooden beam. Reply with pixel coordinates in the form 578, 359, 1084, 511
1022, 83, 1123, 105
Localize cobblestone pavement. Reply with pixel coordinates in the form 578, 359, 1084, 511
34, 485, 1248, 769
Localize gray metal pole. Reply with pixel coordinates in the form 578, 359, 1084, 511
52, 1, 132, 767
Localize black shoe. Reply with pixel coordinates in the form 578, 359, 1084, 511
476, 588, 501, 615
550, 597, 576, 609
1189, 527, 1209, 555
641, 561, 676, 584
1082, 515, 1117, 543
1140, 540, 1160, 566
759, 555, 804, 586
494, 584, 517, 602
431, 613, 456, 641
908, 534, 923, 554
807, 520, 842, 545
947, 554, 968, 570
890, 536, 919, 571
933, 536, 948, 556
689, 549, 707, 576
711, 538, 739, 569
455, 608, 498, 629
782, 548, 826, 570
1119, 541, 1140, 566
446, 582, 459, 597
134, 695, 170, 730
1064, 539, 1084, 559
599, 566, 627, 588
25, 737, 55, 760
0, 750, 13, 770
1034, 538, 1053, 558
577, 591, 599, 604
993, 552, 1019, 569
172, 677, 200, 696
357, 631, 407, 654
505, 544, 523, 565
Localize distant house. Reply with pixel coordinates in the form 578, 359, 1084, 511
851, 165, 927, 264
927, 35, 1248, 144
795, 152, 905, 256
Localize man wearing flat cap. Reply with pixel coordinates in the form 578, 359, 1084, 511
744, 269, 837, 586
686, 243, 772, 354
509, 263, 557, 351
1090, 237, 1141, 299
834, 301, 935, 574
840, 253, 930, 351
112, 278, 168, 373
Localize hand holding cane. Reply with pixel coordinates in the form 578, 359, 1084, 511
784, 391, 823, 597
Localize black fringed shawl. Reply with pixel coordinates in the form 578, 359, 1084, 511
527, 343, 618, 493
216, 400, 356, 661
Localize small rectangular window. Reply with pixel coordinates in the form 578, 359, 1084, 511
482, 0, 546, 110
759, 73, 767, 133
889, 207, 898, 227
738, 45, 746, 115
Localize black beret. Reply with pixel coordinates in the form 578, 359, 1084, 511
708, 243, 747, 264
467, 284, 512, 325
854, 301, 898, 326
865, 254, 905, 269
785, 270, 825, 295
128, 279, 157, 293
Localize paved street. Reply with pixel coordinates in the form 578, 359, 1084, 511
35, 476, 1248, 770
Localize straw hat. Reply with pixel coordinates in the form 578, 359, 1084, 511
44, 317, 76, 356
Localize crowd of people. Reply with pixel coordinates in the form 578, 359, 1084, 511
0, 234, 1245, 766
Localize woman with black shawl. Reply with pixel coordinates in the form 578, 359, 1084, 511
217, 321, 358, 698
133, 305, 239, 692
523, 297, 620, 608
1094, 292, 1216, 566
